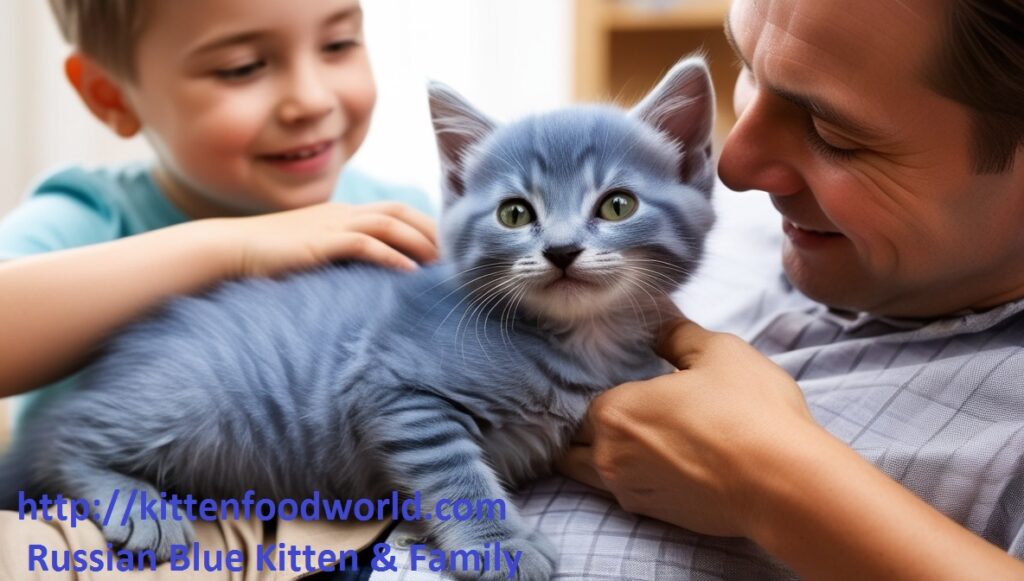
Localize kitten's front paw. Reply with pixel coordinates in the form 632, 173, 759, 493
453, 530, 556, 581
104, 512, 196, 562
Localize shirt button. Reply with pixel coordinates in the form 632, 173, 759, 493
395, 536, 418, 549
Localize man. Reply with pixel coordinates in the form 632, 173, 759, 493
553, 0, 1024, 578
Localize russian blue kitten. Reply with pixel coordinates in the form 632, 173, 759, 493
0, 57, 715, 581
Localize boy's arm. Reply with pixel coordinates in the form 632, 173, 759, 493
0, 202, 437, 397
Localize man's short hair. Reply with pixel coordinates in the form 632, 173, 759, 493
927, 1, 1024, 173
48, 0, 151, 81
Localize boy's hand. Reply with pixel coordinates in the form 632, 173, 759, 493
214, 202, 439, 279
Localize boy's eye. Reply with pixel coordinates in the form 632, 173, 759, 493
323, 40, 358, 54
214, 61, 266, 81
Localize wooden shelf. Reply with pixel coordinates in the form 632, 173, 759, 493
604, 0, 732, 30
575, 0, 737, 147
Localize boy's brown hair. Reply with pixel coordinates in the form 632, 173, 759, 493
48, 0, 151, 80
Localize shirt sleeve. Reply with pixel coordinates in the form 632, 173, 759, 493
0, 170, 123, 260
333, 168, 439, 219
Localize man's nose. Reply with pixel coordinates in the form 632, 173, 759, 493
277, 61, 335, 125
718, 93, 805, 196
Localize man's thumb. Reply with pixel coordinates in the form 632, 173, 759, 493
655, 317, 715, 369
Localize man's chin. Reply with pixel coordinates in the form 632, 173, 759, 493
782, 256, 873, 313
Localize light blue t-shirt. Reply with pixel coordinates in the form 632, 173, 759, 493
0, 163, 437, 428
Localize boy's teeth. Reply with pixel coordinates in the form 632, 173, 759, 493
271, 144, 328, 160
283, 149, 317, 160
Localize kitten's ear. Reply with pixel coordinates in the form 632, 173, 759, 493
630, 56, 715, 188
428, 81, 497, 200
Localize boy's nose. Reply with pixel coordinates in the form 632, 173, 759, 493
277, 62, 335, 125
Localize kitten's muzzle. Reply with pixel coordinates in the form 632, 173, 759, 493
543, 246, 583, 270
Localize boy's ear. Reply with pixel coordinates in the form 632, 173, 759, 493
427, 81, 496, 202
630, 56, 715, 189
65, 53, 141, 138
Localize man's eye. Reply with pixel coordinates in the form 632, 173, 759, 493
806, 125, 858, 161
214, 61, 266, 80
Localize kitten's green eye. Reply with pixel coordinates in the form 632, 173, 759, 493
497, 200, 535, 228
597, 190, 638, 221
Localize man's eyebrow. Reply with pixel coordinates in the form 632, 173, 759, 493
188, 7, 362, 56
721, 13, 885, 141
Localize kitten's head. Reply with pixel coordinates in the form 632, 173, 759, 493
429, 57, 716, 323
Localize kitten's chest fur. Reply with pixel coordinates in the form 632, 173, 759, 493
368, 284, 671, 483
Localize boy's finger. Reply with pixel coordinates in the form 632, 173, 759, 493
361, 202, 439, 246
341, 215, 439, 264
335, 234, 419, 271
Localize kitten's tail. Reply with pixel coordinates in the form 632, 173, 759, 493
0, 442, 32, 510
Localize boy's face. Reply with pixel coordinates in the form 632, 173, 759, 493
123, 0, 375, 216
718, 0, 1024, 317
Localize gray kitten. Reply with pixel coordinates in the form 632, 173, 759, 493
1, 57, 715, 581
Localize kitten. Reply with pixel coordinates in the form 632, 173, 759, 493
0, 57, 715, 581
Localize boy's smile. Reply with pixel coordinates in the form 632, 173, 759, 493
256, 140, 338, 176
121, 0, 375, 218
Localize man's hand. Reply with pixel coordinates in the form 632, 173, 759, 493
214, 201, 439, 279
558, 316, 818, 538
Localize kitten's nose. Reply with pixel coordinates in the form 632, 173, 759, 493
543, 246, 583, 270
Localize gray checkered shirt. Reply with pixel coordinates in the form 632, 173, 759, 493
371, 270, 1024, 580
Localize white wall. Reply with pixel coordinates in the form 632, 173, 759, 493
0, 0, 574, 216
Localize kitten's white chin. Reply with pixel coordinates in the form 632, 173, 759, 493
524, 284, 621, 322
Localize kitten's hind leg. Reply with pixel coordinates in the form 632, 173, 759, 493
367, 399, 556, 581
48, 460, 195, 561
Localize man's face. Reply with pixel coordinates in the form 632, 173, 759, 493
124, 0, 376, 216
719, 0, 1024, 317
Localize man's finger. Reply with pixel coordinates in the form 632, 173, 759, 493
655, 316, 715, 369
572, 415, 595, 445
556, 446, 608, 492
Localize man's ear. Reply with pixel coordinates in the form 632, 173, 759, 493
65, 53, 141, 138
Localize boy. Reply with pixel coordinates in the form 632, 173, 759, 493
0, 0, 437, 578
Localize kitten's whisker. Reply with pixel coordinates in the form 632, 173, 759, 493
497, 282, 529, 349
619, 262, 691, 286
431, 270, 514, 339
626, 257, 696, 276
614, 265, 677, 290
421, 263, 514, 310
598, 271, 649, 330
479, 277, 523, 352
419, 261, 516, 294
497, 281, 526, 347
457, 276, 521, 361
476, 278, 525, 358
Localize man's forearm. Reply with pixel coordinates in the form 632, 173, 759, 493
749, 422, 1024, 580
0, 220, 234, 397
